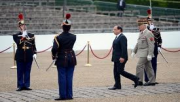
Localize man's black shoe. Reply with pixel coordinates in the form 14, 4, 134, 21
54, 98, 66, 101
23, 87, 32, 90
138, 81, 143, 86
154, 82, 159, 84
134, 78, 139, 88
16, 88, 23, 91
108, 87, 121, 90
67, 98, 73, 100
143, 82, 155, 86
133, 81, 143, 86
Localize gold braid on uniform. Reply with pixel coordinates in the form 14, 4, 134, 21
28, 37, 35, 40
54, 34, 60, 48
51, 34, 60, 58
19, 36, 35, 44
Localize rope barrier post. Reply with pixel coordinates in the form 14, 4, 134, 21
85, 41, 92, 67
11, 43, 17, 69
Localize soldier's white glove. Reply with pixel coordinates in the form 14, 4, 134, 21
33, 54, 37, 59
147, 55, 152, 61
22, 30, 27, 38
158, 47, 161, 52
131, 52, 135, 58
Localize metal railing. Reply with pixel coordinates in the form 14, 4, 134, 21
1, 25, 180, 36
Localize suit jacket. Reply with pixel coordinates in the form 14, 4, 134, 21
51, 32, 77, 67
133, 29, 155, 57
117, 0, 126, 11
112, 34, 128, 62
13, 32, 37, 62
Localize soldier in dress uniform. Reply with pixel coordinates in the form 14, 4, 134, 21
144, 9, 162, 84
51, 14, 77, 101
146, 9, 155, 31
144, 27, 162, 84
131, 18, 156, 86
13, 13, 37, 91
147, 18, 155, 31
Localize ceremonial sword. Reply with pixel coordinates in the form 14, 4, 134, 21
46, 59, 56, 71
34, 58, 40, 69
159, 51, 168, 63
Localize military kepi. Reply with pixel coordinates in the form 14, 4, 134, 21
147, 9, 152, 21
137, 18, 148, 26
62, 13, 71, 32
18, 13, 25, 26
62, 13, 71, 25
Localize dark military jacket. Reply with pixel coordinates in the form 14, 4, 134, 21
51, 32, 77, 67
152, 29, 162, 54
153, 30, 162, 47
13, 32, 37, 62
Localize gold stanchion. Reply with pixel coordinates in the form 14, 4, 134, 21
85, 41, 92, 67
11, 43, 17, 69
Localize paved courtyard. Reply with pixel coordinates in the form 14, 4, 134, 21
0, 50, 180, 102
0, 83, 180, 102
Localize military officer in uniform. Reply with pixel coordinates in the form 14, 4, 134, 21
131, 18, 155, 86
146, 9, 154, 31
144, 27, 162, 84
13, 13, 37, 91
52, 14, 77, 100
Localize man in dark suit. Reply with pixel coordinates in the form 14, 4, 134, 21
52, 14, 77, 100
13, 13, 37, 91
117, 0, 126, 17
108, 26, 139, 90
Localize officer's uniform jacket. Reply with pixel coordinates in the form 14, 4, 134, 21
153, 30, 162, 54
133, 29, 155, 57
13, 32, 37, 62
153, 31, 162, 47
51, 32, 77, 67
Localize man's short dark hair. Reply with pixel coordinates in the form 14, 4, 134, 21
62, 25, 71, 32
117, 26, 123, 32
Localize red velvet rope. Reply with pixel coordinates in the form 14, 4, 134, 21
161, 47, 180, 52
37, 46, 52, 53
36, 45, 87, 55
0, 46, 12, 53
75, 45, 87, 56
89, 45, 112, 59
